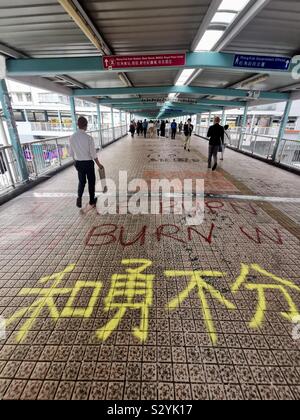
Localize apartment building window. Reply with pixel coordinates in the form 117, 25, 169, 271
16, 93, 23, 102
25, 93, 32, 103
13, 110, 25, 121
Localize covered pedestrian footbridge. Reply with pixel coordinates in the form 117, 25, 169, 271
0, 0, 300, 401
1, 0, 300, 185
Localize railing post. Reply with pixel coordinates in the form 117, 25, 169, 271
29, 143, 38, 176
238, 105, 248, 150
2, 147, 15, 188
111, 107, 115, 140
97, 102, 103, 149
271, 99, 292, 162
277, 139, 288, 163
55, 139, 62, 166
0, 79, 29, 182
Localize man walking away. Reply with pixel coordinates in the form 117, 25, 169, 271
70, 116, 103, 208
179, 121, 183, 134
129, 120, 136, 138
136, 120, 141, 136
143, 119, 148, 138
183, 118, 194, 151
207, 116, 224, 171
160, 120, 166, 138
171, 120, 177, 139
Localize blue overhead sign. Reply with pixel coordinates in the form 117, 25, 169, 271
233, 55, 291, 71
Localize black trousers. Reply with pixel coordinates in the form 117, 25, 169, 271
143, 128, 147, 138
171, 129, 176, 139
75, 160, 96, 204
208, 145, 219, 167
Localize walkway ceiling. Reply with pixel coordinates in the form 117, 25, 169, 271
0, 0, 300, 117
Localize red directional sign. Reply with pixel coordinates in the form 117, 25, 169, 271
103, 54, 186, 70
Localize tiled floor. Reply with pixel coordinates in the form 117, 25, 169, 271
0, 133, 299, 400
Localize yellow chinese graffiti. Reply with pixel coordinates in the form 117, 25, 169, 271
96, 259, 154, 342
231, 263, 300, 329
3, 260, 300, 345
5, 264, 102, 343
165, 270, 236, 345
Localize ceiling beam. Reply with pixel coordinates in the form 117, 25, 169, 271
73, 85, 289, 100
57, 0, 132, 87
99, 98, 245, 107
6, 51, 295, 77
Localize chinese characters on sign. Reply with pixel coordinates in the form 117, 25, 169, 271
4, 260, 300, 345
103, 54, 186, 70
234, 54, 291, 71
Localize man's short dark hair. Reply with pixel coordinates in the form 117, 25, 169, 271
78, 116, 88, 129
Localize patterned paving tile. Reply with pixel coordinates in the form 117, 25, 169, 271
0, 135, 299, 400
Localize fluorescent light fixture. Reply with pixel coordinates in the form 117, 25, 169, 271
195, 30, 225, 51
168, 93, 177, 100
218, 0, 250, 12
211, 12, 236, 24
175, 69, 195, 86
239, 74, 269, 88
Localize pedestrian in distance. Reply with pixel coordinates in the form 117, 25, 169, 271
183, 118, 194, 151
207, 116, 224, 171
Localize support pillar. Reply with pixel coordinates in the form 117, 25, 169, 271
97, 103, 102, 148
111, 107, 115, 140
69, 96, 77, 132
238, 105, 248, 149
221, 108, 226, 125
272, 99, 292, 161
0, 79, 29, 181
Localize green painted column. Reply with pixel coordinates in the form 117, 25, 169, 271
208, 112, 212, 127
0, 79, 29, 181
238, 105, 248, 149
69, 96, 77, 132
221, 108, 226, 125
111, 107, 115, 140
272, 99, 292, 161
96, 103, 102, 148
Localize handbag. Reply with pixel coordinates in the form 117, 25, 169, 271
98, 165, 108, 193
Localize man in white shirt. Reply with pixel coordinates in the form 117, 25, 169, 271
70, 116, 103, 208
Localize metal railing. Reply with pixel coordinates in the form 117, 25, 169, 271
30, 121, 99, 132
0, 146, 22, 194
196, 125, 300, 171
0, 125, 128, 196
276, 138, 300, 169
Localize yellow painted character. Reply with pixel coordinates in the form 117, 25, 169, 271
96, 259, 154, 342
5, 265, 102, 343
165, 270, 235, 345
231, 263, 300, 329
